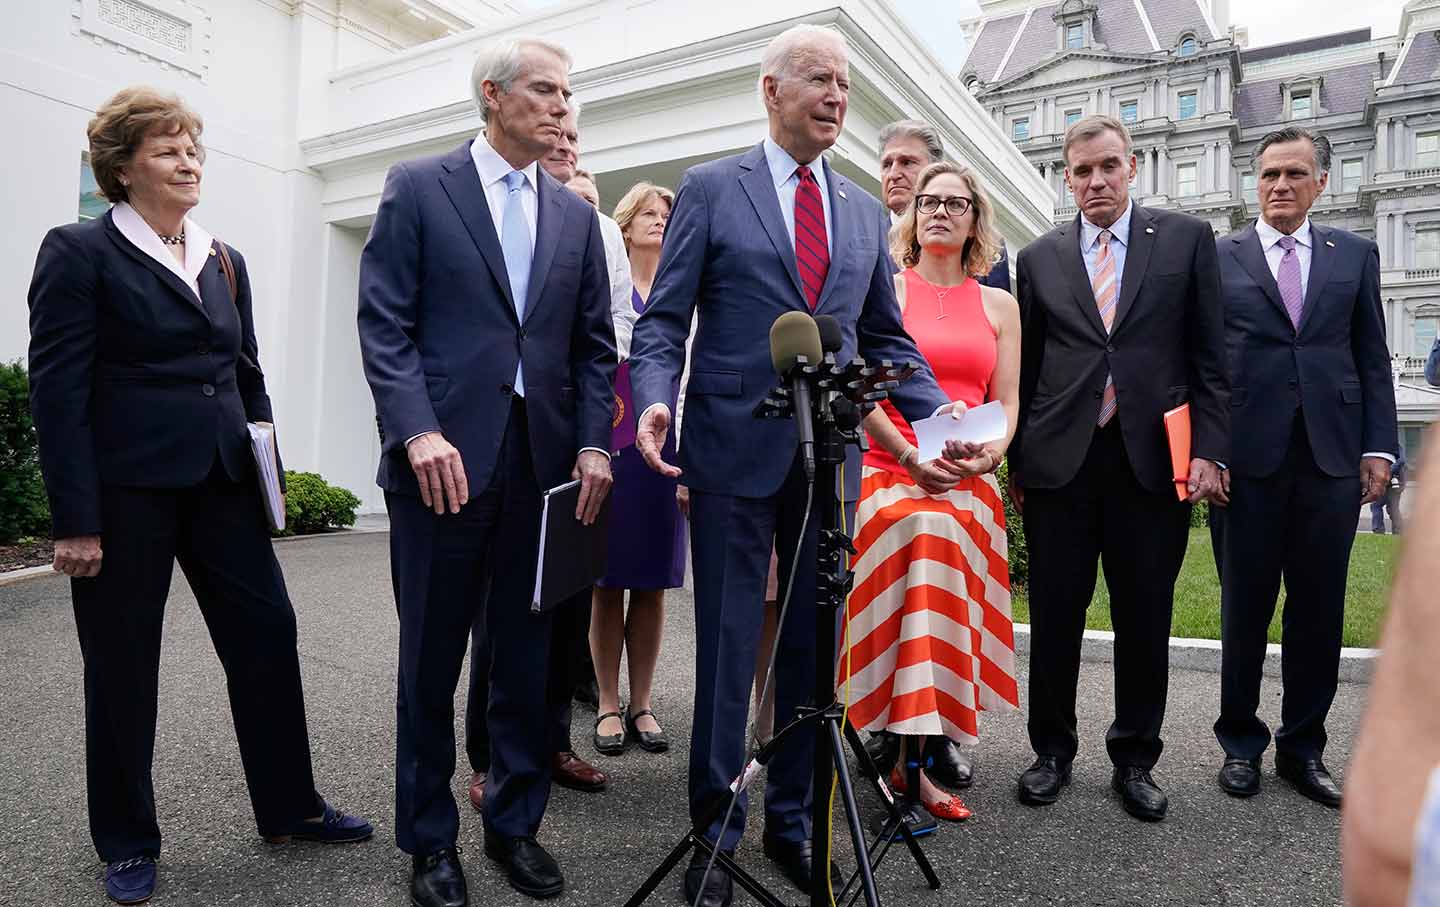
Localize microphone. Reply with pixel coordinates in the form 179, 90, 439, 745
814, 314, 843, 355
769, 311, 823, 482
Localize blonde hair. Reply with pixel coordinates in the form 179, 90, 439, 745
612, 182, 674, 250
87, 86, 204, 203
889, 161, 1001, 276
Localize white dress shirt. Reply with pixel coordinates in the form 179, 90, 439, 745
762, 137, 833, 255
111, 201, 215, 303
1255, 215, 1393, 464
470, 132, 539, 252
598, 212, 636, 360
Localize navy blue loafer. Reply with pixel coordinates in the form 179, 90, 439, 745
104, 856, 156, 904
264, 801, 374, 844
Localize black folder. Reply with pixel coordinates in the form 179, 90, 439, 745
531, 479, 611, 613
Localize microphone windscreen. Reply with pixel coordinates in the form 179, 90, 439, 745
769, 311, 823, 375
814, 314, 842, 354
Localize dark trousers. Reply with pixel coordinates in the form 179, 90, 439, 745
467, 587, 589, 772
1369, 487, 1403, 534
689, 455, 819, 851
71, 465, 322, 862
1022, 421, 1191, 769
1210, 415, 1359, 762
388, 399, 555, 852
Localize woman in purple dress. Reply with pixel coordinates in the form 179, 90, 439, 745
590, 182, 686, 756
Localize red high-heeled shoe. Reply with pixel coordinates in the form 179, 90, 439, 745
889, 766, 973, 821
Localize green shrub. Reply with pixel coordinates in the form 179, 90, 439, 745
996, 458, 1027, 587
274, 471, 360, 537
1189, 500, 1209, 528
0, 361, 51, 544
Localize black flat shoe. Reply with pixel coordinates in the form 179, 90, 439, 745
1017, 755, 1071, 806
484, 830, 564, 899
925, 736, 974, 789
1276, 754, 1342, 808
1218, 756, 1261, 797
626, 707, 670, 753
683, 847, 734, 907
411, 847, 467, 907
1112, 766, 1168, 821
593, 710, 626, 756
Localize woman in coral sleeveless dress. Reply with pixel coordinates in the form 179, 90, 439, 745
839, 161, 1022, 822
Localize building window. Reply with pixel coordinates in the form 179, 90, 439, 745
1066, 22, 1084, 49
1012, 117, 1031, 141
1119, 100, 1138, 123
1418, 132, 1440, 168
1178, 91, 1198, 120
1291, 91, 1313, 119
1176, 162, 1198, 197
1417, 229, 1440, 269
79, 152, 106, 222
1414, 316, 1439, 356
1241, 172, 1257, 203
1065, 108, 1083, 127
1340, 159, 1363, 193
1178, 35, 1198, 56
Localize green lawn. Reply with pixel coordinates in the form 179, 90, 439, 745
1010, 529, 1400, 648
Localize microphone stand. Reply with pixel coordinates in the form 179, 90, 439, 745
621, 355, 942, 907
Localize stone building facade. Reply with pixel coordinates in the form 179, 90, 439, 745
961, 0, 1440, 457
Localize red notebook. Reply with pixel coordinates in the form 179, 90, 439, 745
1164, 403, 1191, 502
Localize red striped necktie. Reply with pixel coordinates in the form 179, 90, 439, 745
794, 165, 829, 310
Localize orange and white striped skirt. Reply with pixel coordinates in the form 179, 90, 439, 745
837, 467, 1019, 742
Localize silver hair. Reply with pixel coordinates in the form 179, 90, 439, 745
1253, 126, 1332, 175
470, 37, 573, 124
756, 23, 848, 97
879, 119, 944, 163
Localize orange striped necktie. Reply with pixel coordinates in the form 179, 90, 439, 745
1093, 230, 1118, 427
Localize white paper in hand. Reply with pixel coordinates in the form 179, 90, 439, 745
913, 401, 1007, 462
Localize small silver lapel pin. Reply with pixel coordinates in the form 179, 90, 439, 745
208, 248, 216, 256
839, 188, 847, 199
1145, 226, 1155, 234
1325, 240, 1335, 247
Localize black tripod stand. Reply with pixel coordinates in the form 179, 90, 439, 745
621, 355, 942, 907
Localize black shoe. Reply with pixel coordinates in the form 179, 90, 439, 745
761, 835, 841, 894
1112, 766, 1168, 821
625, 707, 670, 753
925, 737, 974, 789
592, 710, 626, 756
1017, 755, 1071, 806
1275, 754, 1342, 808
411, 847, 467, 907
483, 830, 564, 899
683, 848, 734, 907
1218, 757, 1261, 797
864, 731, 901, 777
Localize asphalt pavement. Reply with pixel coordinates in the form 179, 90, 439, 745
0, 532, 1359, 906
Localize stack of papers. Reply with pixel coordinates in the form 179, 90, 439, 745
912, 400, 1008, 462
247, 421, 286, 532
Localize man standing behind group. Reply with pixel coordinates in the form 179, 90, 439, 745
1211, 127, 1395, 807
358, 37, 616, 907
630, 24, 959, 907
1010, 115, 1229, 822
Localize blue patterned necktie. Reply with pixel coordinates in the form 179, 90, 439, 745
500, 170, 532, 396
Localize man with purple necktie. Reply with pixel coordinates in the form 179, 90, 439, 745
1211, 126, 1397, 807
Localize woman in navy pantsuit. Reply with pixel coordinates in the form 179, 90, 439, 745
27, 87, 370, 905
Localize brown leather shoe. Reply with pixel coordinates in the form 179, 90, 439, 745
467, 771, 486, 813
552, 751, 608, 792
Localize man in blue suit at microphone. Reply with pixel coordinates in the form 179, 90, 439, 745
629, 24, 961, 907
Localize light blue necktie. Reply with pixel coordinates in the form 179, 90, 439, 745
500, 170, 531, 396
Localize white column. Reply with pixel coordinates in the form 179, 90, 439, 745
1157, 77, 1169, 117
1376, 119, 1389, 171
1379, 213, 1392, 267
1200, 144, 1212, 193
1158, 147, 1169, 194
1219, 142, 1231, 194
1396, 216, 1407, 266
1396, 118, 1409, 170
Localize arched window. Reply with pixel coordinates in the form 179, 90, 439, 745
1178, 34, 1198, 56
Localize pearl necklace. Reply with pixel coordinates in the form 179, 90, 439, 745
158, 231, 185, 245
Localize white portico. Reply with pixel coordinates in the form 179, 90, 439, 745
2, 0, 1052, 511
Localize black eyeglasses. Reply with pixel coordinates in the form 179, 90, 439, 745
914, 194, 974, 216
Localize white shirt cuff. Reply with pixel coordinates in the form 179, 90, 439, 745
1363, 451, 1397, 464
404, 431, 436, 448
579, 446, 612, 461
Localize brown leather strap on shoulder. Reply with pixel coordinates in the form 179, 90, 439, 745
215, 241, 238, 304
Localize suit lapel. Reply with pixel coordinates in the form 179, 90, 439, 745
103, 213, 209, 318
438, 142, 518, 322
1055, 216, 1108, 339
523, 172, 567, 324
737, 143, 806, 307
1298, 223, 1334, 335
1230, 224, 1290, 327
813, 159, 848, 313
1111, 204, 1154, 332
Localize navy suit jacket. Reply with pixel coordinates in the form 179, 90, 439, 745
630, 142, 948, 499
1218, 221, 1396, 477
27, 211, 274, 539
358, 142, 617, 498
